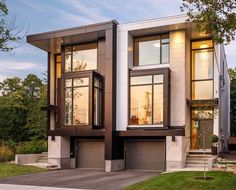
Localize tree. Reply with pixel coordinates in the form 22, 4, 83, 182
0, 0, 24, 51
0, 77, 21, 96
181, 0, 236, 44
0, 74, 47, 141
229, 68, 236, 136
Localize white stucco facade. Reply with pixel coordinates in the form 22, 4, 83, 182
116, 15, 230, 170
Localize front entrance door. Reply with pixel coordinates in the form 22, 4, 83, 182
191, 119, 213, 150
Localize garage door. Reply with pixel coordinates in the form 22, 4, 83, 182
125, 140, 165, 171
76, 140, 105, 169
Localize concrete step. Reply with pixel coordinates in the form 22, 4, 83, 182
42, 152, 48, 156
38, 159, 48, 163
39, 156, 48, 160
186, 160, 207, 165
187, 155, 212, 158
186, 164, 207, 168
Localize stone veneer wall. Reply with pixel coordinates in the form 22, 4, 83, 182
48, 136, 74, 168
166, 30, 186, 170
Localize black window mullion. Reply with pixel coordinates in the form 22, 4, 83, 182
71, 79, 74, 126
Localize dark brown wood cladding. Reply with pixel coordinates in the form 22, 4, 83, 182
118, 127, 185, 137
48, 127, 105, 137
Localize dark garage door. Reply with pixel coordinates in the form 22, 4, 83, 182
125, 140, 165, 171
77, 140, 105, 169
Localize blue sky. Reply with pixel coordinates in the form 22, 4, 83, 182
0, 0, 235, 81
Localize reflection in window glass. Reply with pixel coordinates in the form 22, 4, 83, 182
162, 43, 169, 63
130, 75, 152, 85
130, 85, 152, 124
73, 78, 89, 86
154, 84, 163, 124
154, 75, 163, 83
65, 88, 72, 125
130, 74, 164, 126
192, 81, 213, 100
65, 79, 72, 87
192, 50, 213, 80
139, 40, 160, 65
73, 87, 89, 125
65, 47, 72, 72
73, 44, 97, 71
192, 110, 213, 120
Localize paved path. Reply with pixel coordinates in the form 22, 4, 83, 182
0, 169, 159, 190
0, 184, 87, 190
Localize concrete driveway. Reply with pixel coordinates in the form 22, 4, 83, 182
0, 169, 159, 190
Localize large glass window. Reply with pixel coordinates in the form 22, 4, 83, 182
65, 43, 97, 72
130, 75, 163, 125
191, 40, 213, 100
134, 34, 169, 66
64, 74, 102, 127
65, 77, 89, 126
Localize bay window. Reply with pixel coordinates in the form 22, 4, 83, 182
129, 70, 167, 126
63, 73, 103, 127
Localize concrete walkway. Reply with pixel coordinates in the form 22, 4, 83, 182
0, 184, 87, 190
0, 169, 159, 190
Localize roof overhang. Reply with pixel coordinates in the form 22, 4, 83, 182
27, 20, 118, 53
119, 14, 211, 40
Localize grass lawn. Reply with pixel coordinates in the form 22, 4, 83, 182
0, 163, 46, 178
124, 171, 236, 190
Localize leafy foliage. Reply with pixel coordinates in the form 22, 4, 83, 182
181, 0, 236, 44
0, 0, 24, 51
0, 74, 47, 141
229, 68, 236, 136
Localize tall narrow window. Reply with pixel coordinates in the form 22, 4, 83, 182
191, 40, 213, 100
94, 77, 102, 126
64, 78, 89, 126
55, 54, 61, 105
130, 74, 164, 125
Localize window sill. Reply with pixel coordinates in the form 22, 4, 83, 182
132, 63, 170, 70
127, 125, 167, 130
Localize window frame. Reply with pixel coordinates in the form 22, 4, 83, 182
60, 71, 103, 128
191, 39, 214, 101
128, 68, 170, 128
134, 34, 170, 67
62, 42, 98, 73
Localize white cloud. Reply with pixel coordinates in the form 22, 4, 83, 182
0, 60, 45, 72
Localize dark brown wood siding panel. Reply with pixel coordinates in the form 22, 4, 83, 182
47, 52, 51, 131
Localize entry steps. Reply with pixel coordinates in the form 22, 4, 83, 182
24, 152, 58, 170
185, 153, 213, 168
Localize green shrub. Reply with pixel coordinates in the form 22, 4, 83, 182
16, 141, 47, 154
211, 135, 219, 143
0, 144, 14, 162
0, 140, 47, 162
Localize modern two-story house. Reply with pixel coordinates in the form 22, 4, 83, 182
27, 14, 230, 172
